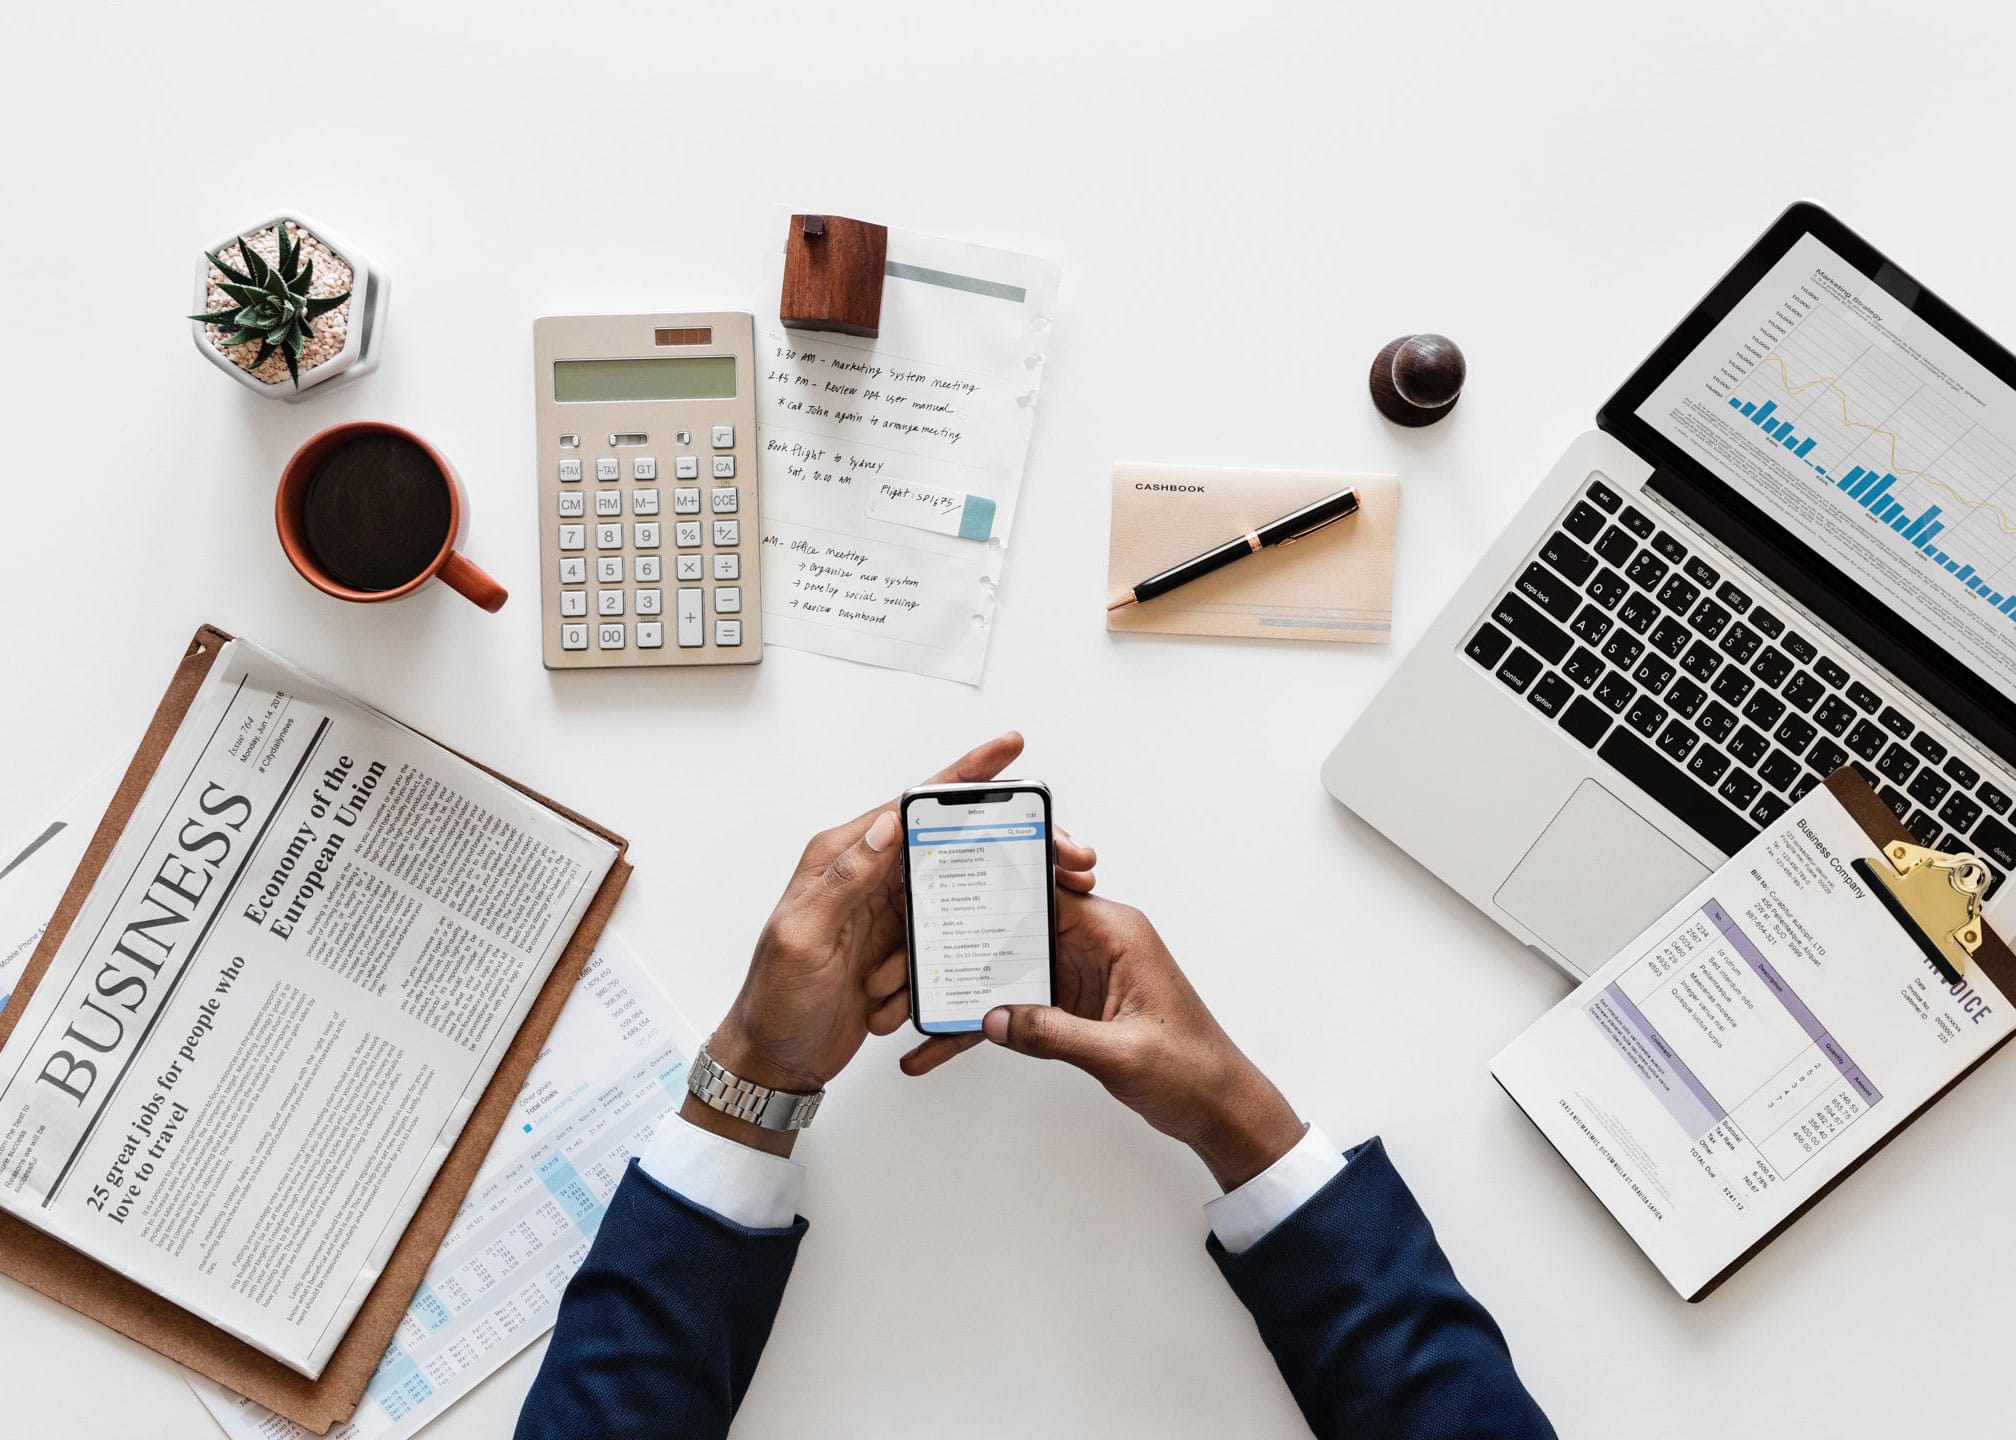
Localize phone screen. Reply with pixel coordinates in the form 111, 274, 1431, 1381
904, 786, 1056, 1033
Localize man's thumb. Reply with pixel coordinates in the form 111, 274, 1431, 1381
816, 810, 901, 903
982, 1005, 1125, 1074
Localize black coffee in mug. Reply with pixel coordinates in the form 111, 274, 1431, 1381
300, 431, 453, 593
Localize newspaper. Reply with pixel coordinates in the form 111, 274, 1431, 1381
0, 639, 618, 1377
189, 929, 693, 1440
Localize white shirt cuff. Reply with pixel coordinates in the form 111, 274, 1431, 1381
1204, 1122, 1346, 1254
637, 1111, 805, 1230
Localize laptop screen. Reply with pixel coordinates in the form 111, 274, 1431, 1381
1601, 204, 2016, 755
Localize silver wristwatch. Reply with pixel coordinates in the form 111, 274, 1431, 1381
686, 1037, 825, 1131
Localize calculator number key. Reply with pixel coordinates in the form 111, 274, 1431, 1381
597, 622, 626, 649
559, 591, 587, 618
597, 556, 624, 583
638, 621, 664, 649
560, 623, 589, 651
598, 589, 625, 616
637, 588, 662, 615
634, 522, 661, 549
635, 556, 662, 582
558, 556, 587, 584
713, 520, 740, 546
558, 524, 586, 551
596, 522, 624, 549
711, 486, 739, 514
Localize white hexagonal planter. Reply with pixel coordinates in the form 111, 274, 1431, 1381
190, 210, 387, 401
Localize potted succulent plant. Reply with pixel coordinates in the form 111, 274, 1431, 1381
189, 212, 386, 398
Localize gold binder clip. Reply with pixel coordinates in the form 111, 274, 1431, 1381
1855, 840, 1990, 984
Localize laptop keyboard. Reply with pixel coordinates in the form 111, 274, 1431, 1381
1464, 475, 2015, 887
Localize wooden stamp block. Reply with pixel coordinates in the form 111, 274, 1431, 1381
780, 214, 888, 338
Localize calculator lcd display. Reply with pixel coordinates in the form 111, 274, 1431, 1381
554, 356, 737, 403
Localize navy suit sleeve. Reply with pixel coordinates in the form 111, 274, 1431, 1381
515, 1158, 805, 1440
1209, 1138, 1553, 1440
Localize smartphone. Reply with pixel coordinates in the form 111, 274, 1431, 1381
901, 781, 1059, 1034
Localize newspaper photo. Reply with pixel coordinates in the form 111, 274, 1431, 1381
0, 639, 617, 1377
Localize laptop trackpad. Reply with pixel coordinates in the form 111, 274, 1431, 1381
1494, 780, 1709, 972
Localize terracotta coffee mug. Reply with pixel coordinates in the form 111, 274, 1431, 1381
276, 421, 507, 611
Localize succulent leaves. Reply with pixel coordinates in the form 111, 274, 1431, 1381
189, 220, 351, 386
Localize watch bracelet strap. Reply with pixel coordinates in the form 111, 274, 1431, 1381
687, 1038, 824, 1131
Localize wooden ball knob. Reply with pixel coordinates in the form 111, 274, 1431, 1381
1370, 333, 1465, 427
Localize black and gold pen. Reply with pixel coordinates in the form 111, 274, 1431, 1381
1106, 487, 1361, 610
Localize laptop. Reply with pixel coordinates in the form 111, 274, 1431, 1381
1325, 202, 2016, 978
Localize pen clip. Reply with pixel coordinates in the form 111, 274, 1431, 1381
1280, 505, 1357, 547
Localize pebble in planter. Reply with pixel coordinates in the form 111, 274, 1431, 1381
189, 216, 382, 398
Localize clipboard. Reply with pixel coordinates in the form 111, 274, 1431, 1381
0, 625, 632, 1432
1684, 767, 2016, 1295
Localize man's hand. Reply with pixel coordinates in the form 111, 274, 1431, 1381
686, 732, 1096, 1156
902, 892, 1304, 1191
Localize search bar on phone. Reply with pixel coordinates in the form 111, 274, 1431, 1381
909, 825, 1042, 843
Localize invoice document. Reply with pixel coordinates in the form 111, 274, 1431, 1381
1494, 774, 2015, 1298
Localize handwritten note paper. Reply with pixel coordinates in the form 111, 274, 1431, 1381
756, 226, 1060, 684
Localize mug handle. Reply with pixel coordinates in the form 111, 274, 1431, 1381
439, 552, 508, 612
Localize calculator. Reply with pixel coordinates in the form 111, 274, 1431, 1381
533, 312, 763, 669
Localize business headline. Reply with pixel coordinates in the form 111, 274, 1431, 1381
27, 748, 383, 1225
240, 755, 386, 938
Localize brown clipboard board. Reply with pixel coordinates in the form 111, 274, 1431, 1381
0, 625, 633, 1431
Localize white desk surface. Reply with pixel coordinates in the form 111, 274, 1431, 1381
7, 2, 2015, 1435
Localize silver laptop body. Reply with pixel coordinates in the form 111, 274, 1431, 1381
1325, 204, 2016, 978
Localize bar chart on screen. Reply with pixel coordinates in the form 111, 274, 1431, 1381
1706, 281, 2016, 627
1642, 229, 2016, 701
